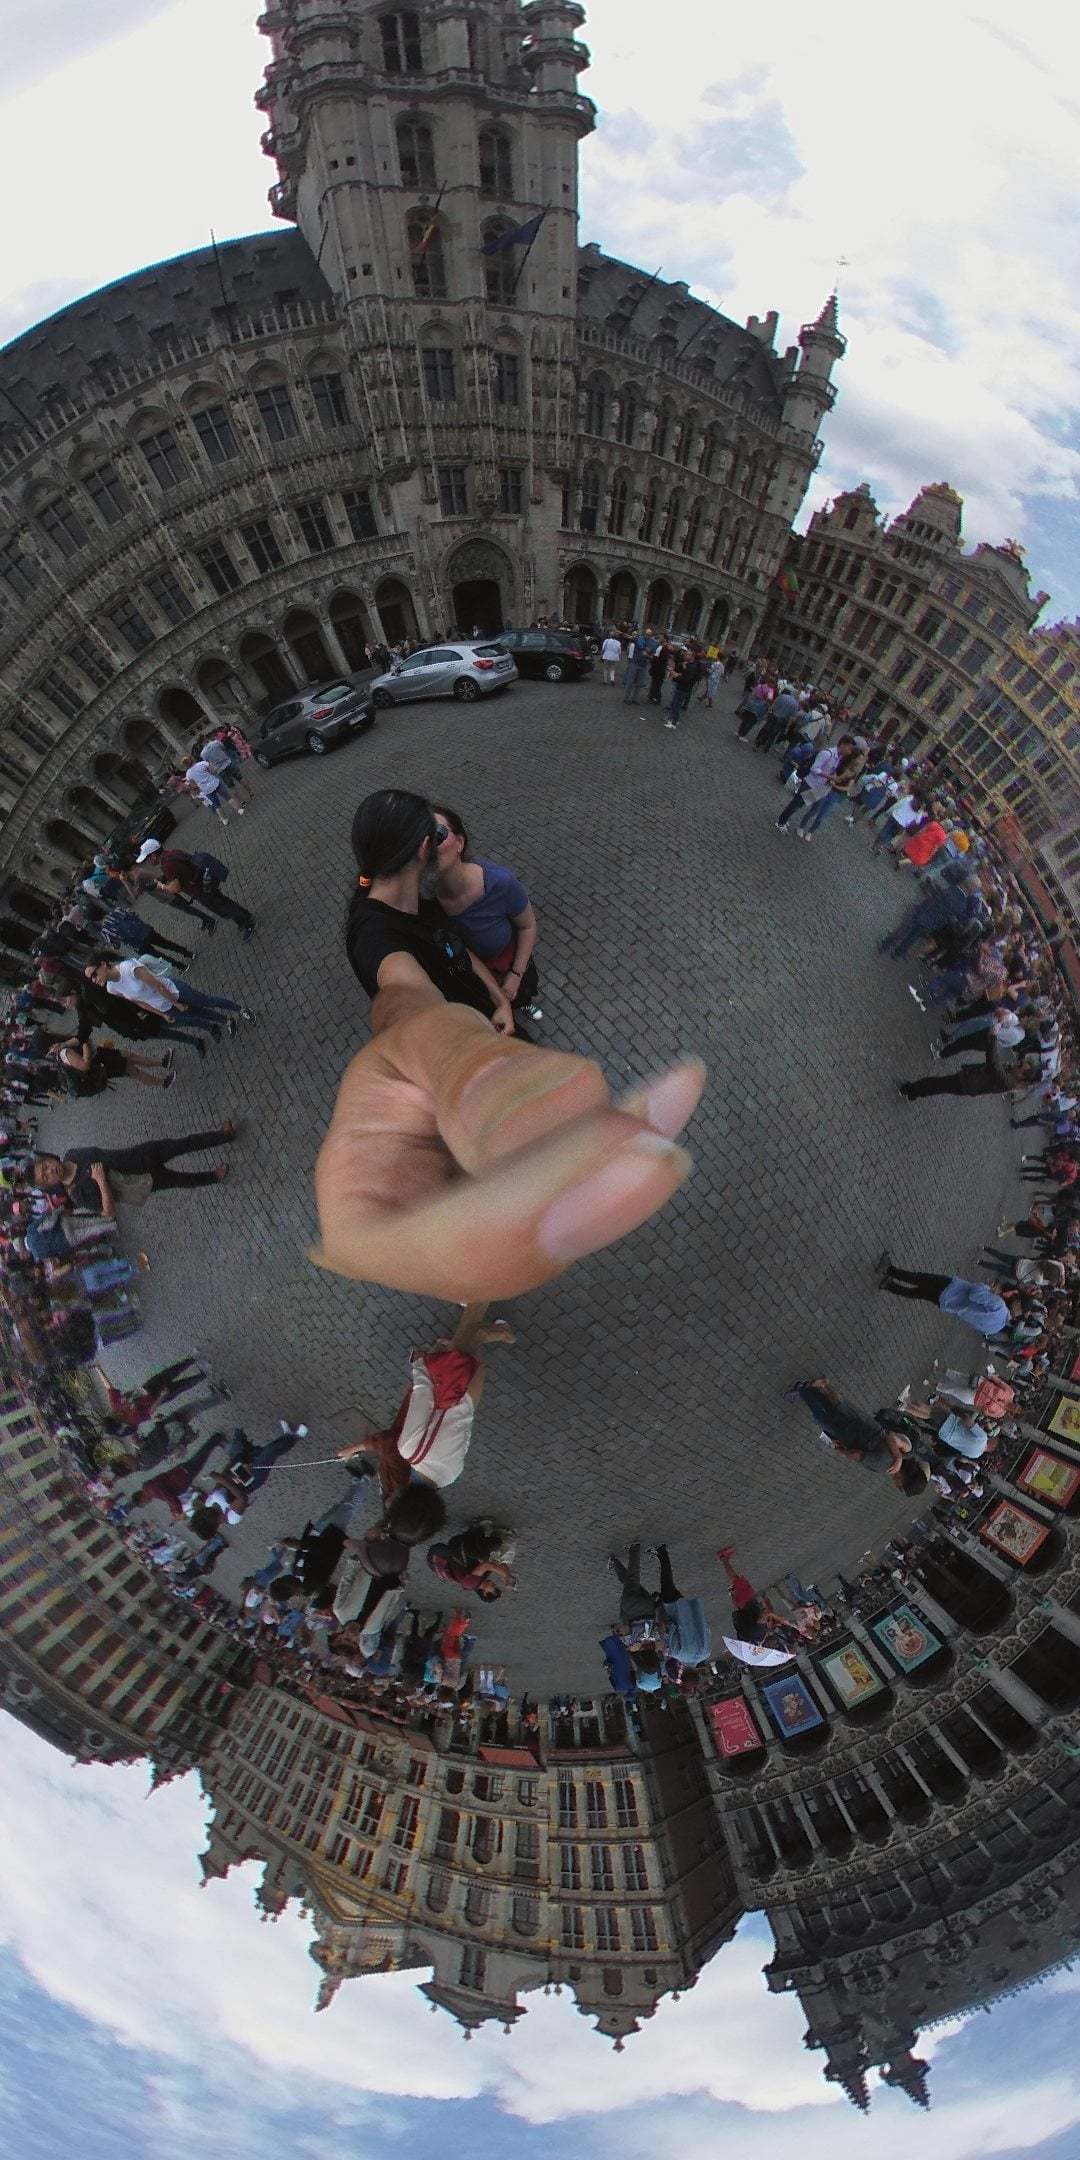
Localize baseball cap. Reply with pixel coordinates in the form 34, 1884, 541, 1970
136, 839, 161, 862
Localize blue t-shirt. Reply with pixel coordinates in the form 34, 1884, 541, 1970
939, 1277, 1010, 1336
450, 859, 530, 961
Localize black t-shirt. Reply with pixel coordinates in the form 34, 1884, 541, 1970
345, 891, 493, 1017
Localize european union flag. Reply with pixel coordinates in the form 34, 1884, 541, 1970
481, 211, 546, 253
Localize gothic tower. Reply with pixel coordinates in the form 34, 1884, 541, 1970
257, 0, 596, 631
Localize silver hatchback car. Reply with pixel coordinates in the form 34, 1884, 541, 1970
368, 641, 517, 706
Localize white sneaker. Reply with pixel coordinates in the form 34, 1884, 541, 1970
664, 720, 676, 729
907, 984, 927, 1010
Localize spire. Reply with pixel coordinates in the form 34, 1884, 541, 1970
824, 2061, 870, 2113
883, 2054, 932, 2110
814, 291, 840, 336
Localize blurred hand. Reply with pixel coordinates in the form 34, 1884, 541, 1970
313, 999, 705, 1300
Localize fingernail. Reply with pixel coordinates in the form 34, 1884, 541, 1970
617, 1061, 705, 1140
538, 1133, 689, 1263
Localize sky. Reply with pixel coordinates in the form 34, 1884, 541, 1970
1, 0, 1079, 613
3, 4, 1080, 2155
3, 1716, 1080, 2160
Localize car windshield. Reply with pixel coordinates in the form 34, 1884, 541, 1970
473, 645, 507, 658
313, 684, 354, 703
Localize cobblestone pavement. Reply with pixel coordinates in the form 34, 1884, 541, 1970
40, 674, 1022, 1691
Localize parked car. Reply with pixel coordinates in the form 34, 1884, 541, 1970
252, 680, 374, 766
368, 642, 517, 707
489, 629, 594, 681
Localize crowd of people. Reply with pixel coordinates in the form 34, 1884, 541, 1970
6, 634, 1080, 1748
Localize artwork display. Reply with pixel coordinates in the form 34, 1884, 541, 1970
820, 1643, 886, 1708
761, 1674, 824, 1738
1016, 1448, 1080, 1510
980, 1499, 1052, 1566
708, 1697, 763, 1757
871, 1605, 943, 1673
1047, 1395, 1080, 1443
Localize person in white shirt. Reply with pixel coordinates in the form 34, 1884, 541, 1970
199, 735, 255, 806
600, 633, 624, 685
872, 786, 924, 856
185, 758, 240, 823
85, 956, 253, 1038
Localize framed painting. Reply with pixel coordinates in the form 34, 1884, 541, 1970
872, 1605, 942, 1673
820, 1643, 885, 1708
1047, 1395, 1080, 1444
980, 1499, 1051, 1566
1068, 1352, 1080, 1383
762, 1674, 824, 1738
708, 1697, 763, 1757
1016, 1448, 1080, 1510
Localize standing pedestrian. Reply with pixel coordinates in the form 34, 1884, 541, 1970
666, 650, 706, 730
600, 631, 624, 685
877, 1262, 1011, 1336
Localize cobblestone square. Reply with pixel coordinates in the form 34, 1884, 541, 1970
40, 676, 1020, 1691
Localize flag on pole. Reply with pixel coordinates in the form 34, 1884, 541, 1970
775, 567, 799, 595
481, 210, 546, 254
721, 1636, 793, 1668
411, 184, 446, 253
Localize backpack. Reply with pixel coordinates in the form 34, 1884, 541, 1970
973, 1377, 1015, 1419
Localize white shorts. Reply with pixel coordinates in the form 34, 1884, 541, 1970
397, 1353, 476, 1487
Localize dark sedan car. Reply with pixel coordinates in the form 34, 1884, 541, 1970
489, 629, 594, 682
253, 680, 374, 767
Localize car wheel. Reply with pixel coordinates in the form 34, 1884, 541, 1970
371, 687, 394, 709
454, 678, 480, 701
544, 662, 565, 682
254, 751, 273, 769
306, 731, 328, 755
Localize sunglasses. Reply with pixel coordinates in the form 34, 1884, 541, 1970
433, 823, 449, 844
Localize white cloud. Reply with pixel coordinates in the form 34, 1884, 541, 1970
580, 0, 1080, 610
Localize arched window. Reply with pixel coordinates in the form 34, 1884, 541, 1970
584, 375, 609, 436
653, 404, 673, 459
478, 127, 513, 198
608, 472, 629, 537
580, 466, 601, 534
639, 482, 658, 543
483, 223, 517, 305
684, 500, 702, 556
660, 490, 681, 549
616, 386, 638, 446
380, 10, 423, 73
408, 211, 447, 299
396, 116, 436, 189
675, 411, 698, 465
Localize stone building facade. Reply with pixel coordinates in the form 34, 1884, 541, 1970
0, 1383, 249, 1771
762, 481, 1080, 881
0, 0, 841, 962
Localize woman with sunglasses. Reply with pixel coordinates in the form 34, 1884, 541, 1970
430, 803, 540, 1019
347, 789, 516, 1033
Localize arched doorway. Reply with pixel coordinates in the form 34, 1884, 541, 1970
93, 754, 142, 807
644, 578, 673, 629
563, 563, 599, 628
124, 718, 169, 765
329, 591, 372, 671
3, 882, 51, 928
159, 687, 207, 746
731, 606, 755, 650
283, 609, 334, 683
444, 541, 514, 637
374, 577, 420, 646
706, 596, 730, 642
196, 656, 247, 715
675, 586, 704, 636
238, 630, 296, 703
605, 569, 637, 624
45, 818, 96, 866
66, 787, 115, 843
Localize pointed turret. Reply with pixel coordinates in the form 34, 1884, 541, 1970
883, 2053, 932, 2109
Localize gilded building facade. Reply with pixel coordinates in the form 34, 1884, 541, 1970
0, 0, 841, 966
763, 481, 1080, 902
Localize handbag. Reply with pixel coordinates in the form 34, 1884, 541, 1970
973, 1377, 1015, 1419
107, 1168, 154, 1207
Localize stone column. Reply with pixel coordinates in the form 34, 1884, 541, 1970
316, 610, 353, 677
979, 1659, 1048, 1728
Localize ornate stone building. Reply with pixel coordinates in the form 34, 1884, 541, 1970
0, 0, 841, 960
0, 1383, 249, 1769
763, 481, 1080, 888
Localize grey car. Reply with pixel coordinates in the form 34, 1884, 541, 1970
253, 680, 374, 766
368, 641, 517, 706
